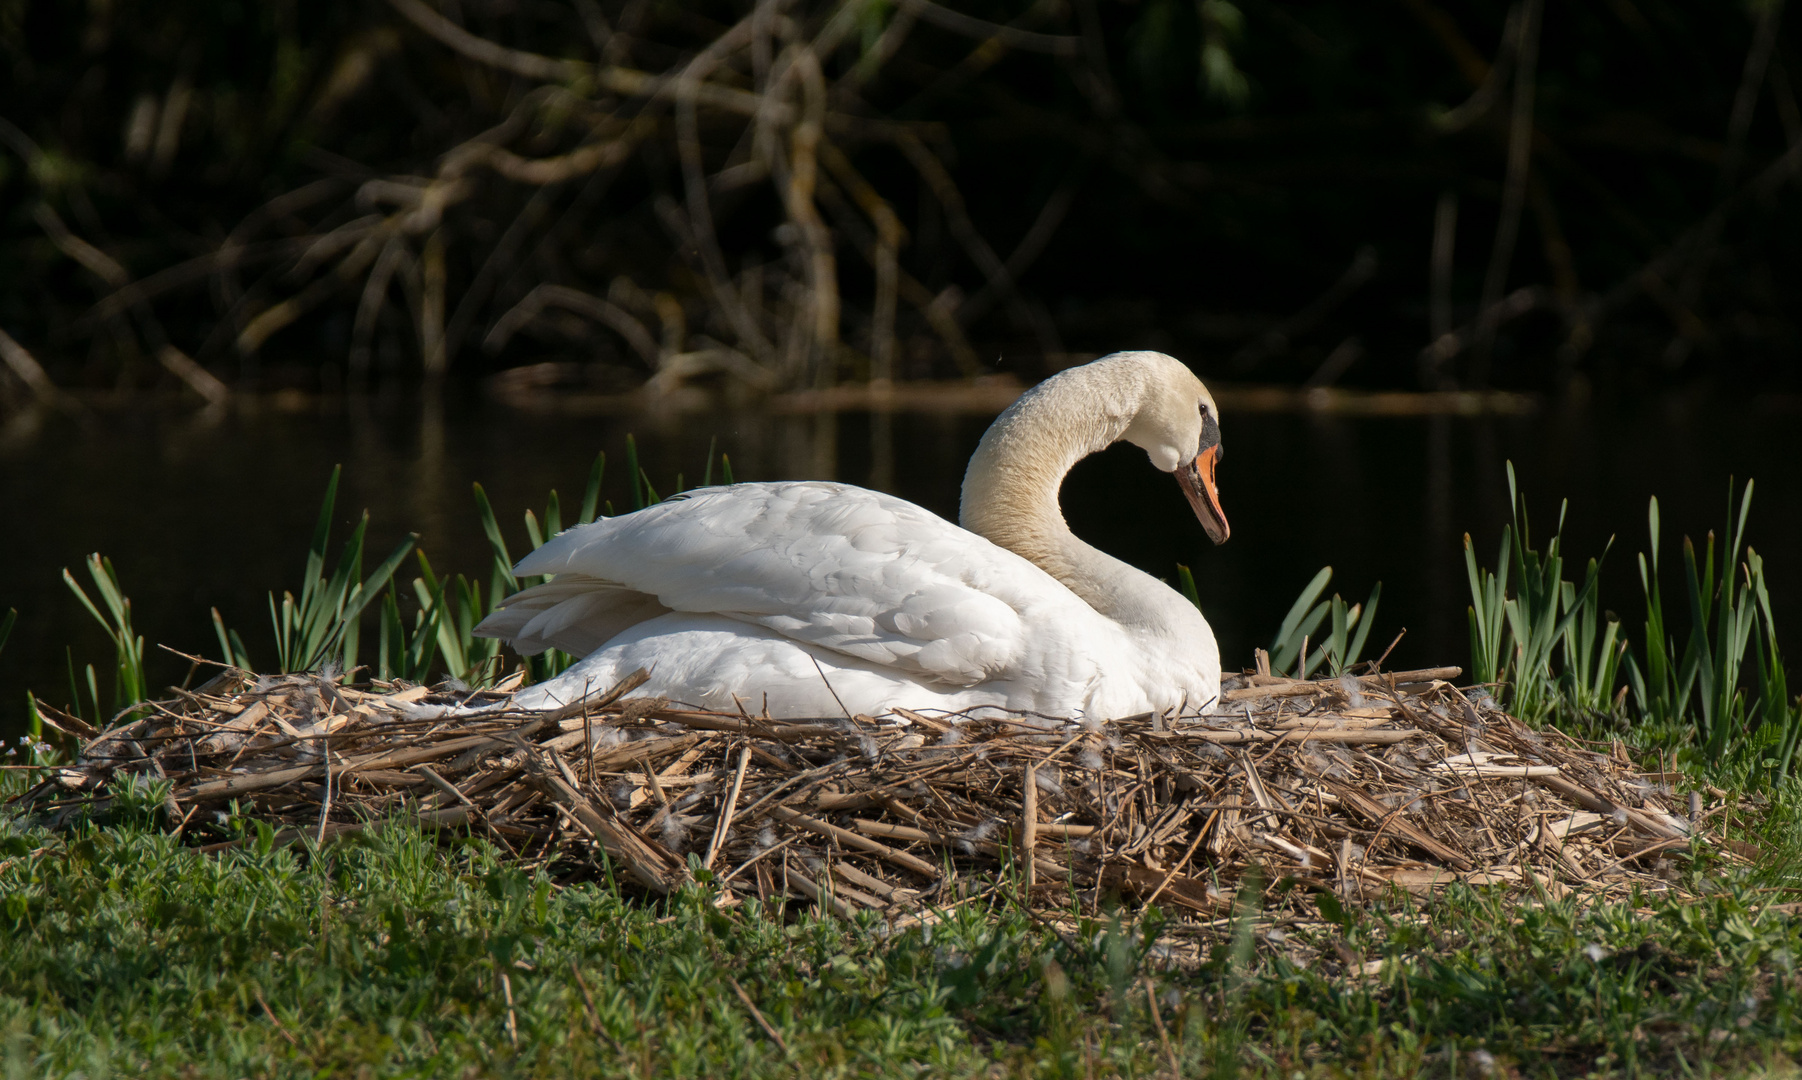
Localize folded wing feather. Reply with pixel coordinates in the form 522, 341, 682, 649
475, 481, 1087, 688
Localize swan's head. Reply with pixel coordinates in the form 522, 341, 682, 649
1117, 352, 1231, 545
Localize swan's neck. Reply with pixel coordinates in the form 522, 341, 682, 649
958, 362, 1191, 632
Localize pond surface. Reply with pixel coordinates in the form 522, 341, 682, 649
3, 386, 1799, 739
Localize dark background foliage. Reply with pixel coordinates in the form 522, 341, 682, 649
2, 0, 1798, 400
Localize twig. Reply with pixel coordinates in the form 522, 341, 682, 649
1141, 976, 1180, 1078
893, 0, 1080, 56
252, 987, 300, 1047
704, 745, 752, 870
809, 655, 852, 719
1141, 808, 1217, 909
719, 836, 800, 886
315, 731, 334, 846
1020, 763, 1039, 891
498, 967, 519, 1046
728, 978, 790, 1055
0, 325, 72, 407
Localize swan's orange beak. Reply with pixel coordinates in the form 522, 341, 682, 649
1178, 445, 1230, 544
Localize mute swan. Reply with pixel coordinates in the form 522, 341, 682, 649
475, 350, 1230, 719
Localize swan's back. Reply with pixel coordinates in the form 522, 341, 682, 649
477, 481, 1118, 692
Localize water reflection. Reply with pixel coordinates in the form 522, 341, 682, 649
1, 389, 1796, 737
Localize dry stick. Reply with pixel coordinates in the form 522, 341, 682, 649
0, 325, 70, 407
499, 968, 519, 1046
808, 656, 852, 719
639, 756, 669, 806
544, 668, 651, 722
704, 745, 752, 870
1141, 976, 1181, 1078
1142, 808, 1218, 909
1470, 0, 1543, 386
349, 235, 405, 376
1021, 763, 1039, 891
1180, 728, 1418, 746
767, 805, 942, 878
315, 731, 334, 845
237, 239, 378, 355
417, 765, 478, 813
534, 766, 685, 893
787, 867, 859, 919
486, 285, 659, 365
728, 978, 790, 1056
252, 987, 300, 1047
582, 707, 596, 784
718, 836, 800, 887
1428, 7, 1519, 136
157, 346, 231, 405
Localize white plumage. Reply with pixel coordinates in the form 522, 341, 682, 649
476, 350, 1231, 720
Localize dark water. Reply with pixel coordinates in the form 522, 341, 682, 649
3, 388, 1799, 739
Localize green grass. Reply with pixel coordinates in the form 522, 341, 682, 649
4, 775, 1802, 1079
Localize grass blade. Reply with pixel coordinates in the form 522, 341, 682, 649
1175, 565, 1201, 611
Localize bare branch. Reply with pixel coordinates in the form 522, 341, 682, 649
894, 0, 1081, 56
386, 0, 586, 82
485, 284, 661, 367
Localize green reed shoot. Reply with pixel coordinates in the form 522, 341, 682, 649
215, 465, 418, 678
61, 554, 148, 726
1749, 548, 1800, 784
1175, 564, 1201, 610
1689, 481, 1759, 760
410, 552, 504, 688
1271, 567, 1332, 676
211, 608, 252, 671
1632, 478, 1796, 777
626, 433, 645, 510
1462, 463, 1614, 723
1560, 557, 1627, 714
377, 575, 444, 684
1269, 567, 1382, 678
1463, 528, 1510, 687
1629, 495, 1679, 729
470, 450, 607, 686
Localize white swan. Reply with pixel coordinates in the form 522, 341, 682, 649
475, 350, 1230, 720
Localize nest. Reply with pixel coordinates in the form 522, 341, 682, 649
20, 665, 1729, 921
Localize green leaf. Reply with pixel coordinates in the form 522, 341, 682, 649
1273, 568, 1332, 654
579, 451, 607, 524
1175, 565, 1201, 611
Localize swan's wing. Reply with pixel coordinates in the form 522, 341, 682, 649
472, 574, 672, 657
484, 481, 1095, 687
